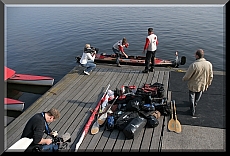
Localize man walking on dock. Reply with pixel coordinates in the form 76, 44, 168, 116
182, 49, 213, 116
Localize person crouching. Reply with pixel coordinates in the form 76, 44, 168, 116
80, 44, 97, 75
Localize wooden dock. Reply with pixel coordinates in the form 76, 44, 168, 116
4, 64, 172, 152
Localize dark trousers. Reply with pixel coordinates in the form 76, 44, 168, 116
189, 90, 203, 108
112, 47, 122, 64
145, 50, 156, 70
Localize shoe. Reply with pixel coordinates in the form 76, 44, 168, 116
83, 71, 90, 75
149, 67, 154, 72
194, 102, 197, 107
142, 70, 149, 73
117, 63, 121, 67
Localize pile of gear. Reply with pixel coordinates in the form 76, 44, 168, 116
103, 82, 171, 139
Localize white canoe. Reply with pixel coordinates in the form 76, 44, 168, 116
4, 98, 25, 112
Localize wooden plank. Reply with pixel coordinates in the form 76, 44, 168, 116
139, 71, 162, 152
67, 67, 114, 151
85, 68, 130, 151
99, 69, 133, 152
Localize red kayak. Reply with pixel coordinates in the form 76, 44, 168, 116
75, 51, 186, 67
5, 66, 54, 86
4, 97, 25, 112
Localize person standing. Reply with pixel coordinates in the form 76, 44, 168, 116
80, 44, 97, 75
112, 37, 129, 67
21, 108, 60, 152
142, 28, 158, 73
182, 49, 213, 116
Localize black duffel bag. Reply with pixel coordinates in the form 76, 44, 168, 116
115, 111, 139, 131
122, 116, 147, 139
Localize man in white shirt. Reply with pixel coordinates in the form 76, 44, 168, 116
142, 28, 158, 73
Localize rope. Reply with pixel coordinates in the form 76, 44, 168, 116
166, 66, 186, 72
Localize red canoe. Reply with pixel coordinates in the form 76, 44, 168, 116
5, 66, 54, 86
75, 51, 186, 67
4, 97, 25, 112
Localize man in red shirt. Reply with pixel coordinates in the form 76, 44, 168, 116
142, 28, 158, 73
112, 37, 129, 67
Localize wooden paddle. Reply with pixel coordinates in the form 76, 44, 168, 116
91, 105, 101, 135
167, 101, 175, 132
97, 96, 118, 126
173, 100, 182, 133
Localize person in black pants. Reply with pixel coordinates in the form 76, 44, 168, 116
142, 28, 158, 73
21, 108, 60, 152
182, 49, 213, 116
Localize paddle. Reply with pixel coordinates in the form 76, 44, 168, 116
97, 96, 118, 126
91, 105, 102, 135
167, 101, 175, 132
173, 100, 182, 133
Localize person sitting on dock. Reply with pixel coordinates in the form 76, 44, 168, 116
112, 37, 129, 67
21, 108, 60, 152
80, 44, 97, 75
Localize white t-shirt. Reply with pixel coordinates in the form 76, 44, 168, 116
80, 50, 95, 64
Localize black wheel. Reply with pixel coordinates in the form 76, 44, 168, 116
180, 56, 186, 65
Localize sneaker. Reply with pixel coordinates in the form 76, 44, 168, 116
117, 63, 121, 67
194, 102, 197, 107
83, 71, 90, 75
149, 67, 154, 72
142, 70, 149, 73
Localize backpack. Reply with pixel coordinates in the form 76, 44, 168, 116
126, 96, 143, 111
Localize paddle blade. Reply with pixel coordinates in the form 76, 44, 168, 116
168, 119, 176, 132
97, 113, 107, 125
174, 120, 182, 133
91, 121, 100, 135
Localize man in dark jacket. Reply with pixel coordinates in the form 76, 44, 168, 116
21, 108, 60, 152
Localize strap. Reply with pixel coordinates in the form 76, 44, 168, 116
41, 112, 50, 135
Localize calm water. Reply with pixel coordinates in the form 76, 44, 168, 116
4, 5, 225, 121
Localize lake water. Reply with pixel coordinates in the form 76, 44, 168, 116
4, 5, 225, 124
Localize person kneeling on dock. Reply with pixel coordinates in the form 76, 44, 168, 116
21, 108, 61, 152
79, 44, 97, 75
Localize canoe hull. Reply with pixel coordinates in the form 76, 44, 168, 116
5, 67, 54, 86
4, 98, 25, 112
7, 74, 54, 86
76, 52, 186, 67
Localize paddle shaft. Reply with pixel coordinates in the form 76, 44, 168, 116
173, 100, 178, 120
103, 96, 119, 114
167, 101, 176, 132
173, 100, 182, 133
97, 96, 119, 125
